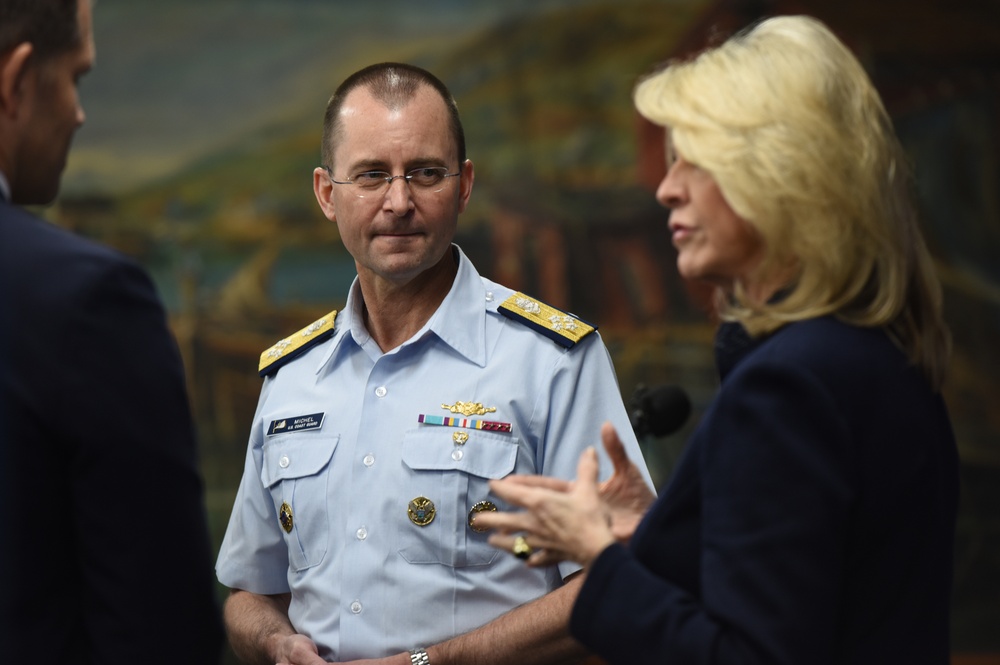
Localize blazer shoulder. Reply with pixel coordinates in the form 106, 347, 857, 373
763, 318, 898, 370
1, 203, 132, 268
259, 311, 338, 378
497, 291, 597, 349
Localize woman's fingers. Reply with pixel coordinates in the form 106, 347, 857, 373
601, 421, 631, 475
470, 507, 530, 533
495, 474, 572, 492
488, 475, 563, 509
576, 446, 601, 491
487, 533, 568, 567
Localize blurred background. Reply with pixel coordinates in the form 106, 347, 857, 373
45, 0, 999, 659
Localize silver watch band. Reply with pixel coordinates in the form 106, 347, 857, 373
409, 648, 430, 665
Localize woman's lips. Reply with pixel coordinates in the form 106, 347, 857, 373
669, 221, 693, 244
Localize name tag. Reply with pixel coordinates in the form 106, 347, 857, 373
267, 413, 325, 436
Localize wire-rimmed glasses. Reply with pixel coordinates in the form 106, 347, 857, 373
326, 166, 461, 195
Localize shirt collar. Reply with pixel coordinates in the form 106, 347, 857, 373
424, 245, 488, 367
314, 244, 488, 374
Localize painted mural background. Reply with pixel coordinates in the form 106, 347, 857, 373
47, 0, 999, 657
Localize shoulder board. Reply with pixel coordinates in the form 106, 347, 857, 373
498, 292, 596, 349
258, 311, 338, 378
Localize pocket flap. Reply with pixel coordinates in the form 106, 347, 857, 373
261, 434, 339, 488
401, 428, 517, 479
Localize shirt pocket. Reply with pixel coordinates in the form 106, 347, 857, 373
398, 427, 518, 567
261, 433, 339, 572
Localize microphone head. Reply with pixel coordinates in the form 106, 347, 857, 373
629, 384, 692, 437
644, 384, 692, 437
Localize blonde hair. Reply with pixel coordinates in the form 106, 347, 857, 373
634, 15, 950, 390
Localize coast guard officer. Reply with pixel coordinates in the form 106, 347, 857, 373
216, 62, 653, 665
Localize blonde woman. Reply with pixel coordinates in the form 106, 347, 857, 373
477, 15, 958, 665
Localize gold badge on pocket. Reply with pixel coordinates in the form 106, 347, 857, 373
279, 502, 294, 533
468, 500, 497, 532
407, 497, 436, 527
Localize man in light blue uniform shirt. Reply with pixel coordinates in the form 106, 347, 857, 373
216, 62, 652, 665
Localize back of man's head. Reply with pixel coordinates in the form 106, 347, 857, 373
0, 0, 91, 207
0, 0, 82, 63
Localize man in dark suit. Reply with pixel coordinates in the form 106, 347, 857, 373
0, 1, 224, 663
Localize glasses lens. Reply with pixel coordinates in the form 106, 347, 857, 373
352, 171, 391, 189
407, 167, 448, 188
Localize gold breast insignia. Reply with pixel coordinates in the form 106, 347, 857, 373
441, 401, 496, 417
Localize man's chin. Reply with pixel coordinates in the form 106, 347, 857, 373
11, 173, 63, 207
368, 248, 455, 285
13, 187, 61, 207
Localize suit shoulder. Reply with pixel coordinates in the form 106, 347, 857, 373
1, 204, 135, 270
766, 318, 895, 365
748, 318, 910, 394
0, 205, 156, 323
259, 311, 338, 378
497, 291, 597, 349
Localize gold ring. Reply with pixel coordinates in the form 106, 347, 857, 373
512, 535, 532, 560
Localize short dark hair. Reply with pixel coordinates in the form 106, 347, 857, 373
321, 62, 466, 171
0, 0, 81, 63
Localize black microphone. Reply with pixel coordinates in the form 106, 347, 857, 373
629, 384, 692, 437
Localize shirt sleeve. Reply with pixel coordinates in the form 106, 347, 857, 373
571, 359, 853, 665
539, 332, 655, 581
216, 378, 293, 594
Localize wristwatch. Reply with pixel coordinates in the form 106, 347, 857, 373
408, 648, 430, 665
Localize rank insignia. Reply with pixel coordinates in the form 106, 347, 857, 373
498, 292, 596, 348
407, 496, 436, 527
468, 500, 497, 532
279, 502, 294, 533
259, 311, 338, 378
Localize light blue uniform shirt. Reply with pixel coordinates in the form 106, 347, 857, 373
217, 246, 652, 661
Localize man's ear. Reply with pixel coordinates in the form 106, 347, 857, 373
313, 167, 337, 223
457, 159, 475, 215
0, 43, 35, 120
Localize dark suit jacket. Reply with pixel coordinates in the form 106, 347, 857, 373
571, 317, 958, 665
0, 200, 224, 664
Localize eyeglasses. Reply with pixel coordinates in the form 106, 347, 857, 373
326, 166, 461, 194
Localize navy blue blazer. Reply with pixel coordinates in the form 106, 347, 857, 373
0, 201, 224, 664
571, 317, 958, 664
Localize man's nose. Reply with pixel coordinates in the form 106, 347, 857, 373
384, 176, 414, 214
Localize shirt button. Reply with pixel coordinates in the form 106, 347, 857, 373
278, 455, 290, 469
350, 600, 363, 614
485, 291, 494, 302
374, 386, 387, 398
356, 526, 368, 541
363, 454, 375, 467
452, 449, 464, 462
